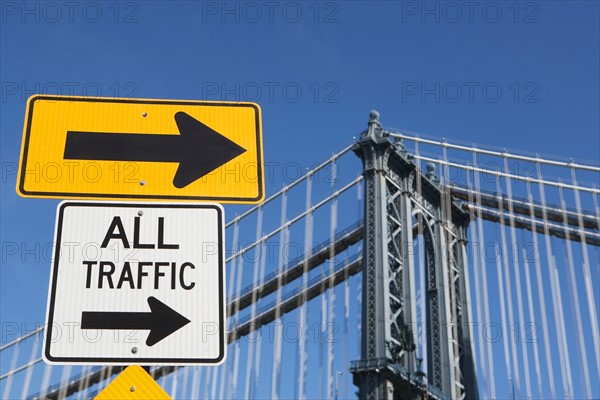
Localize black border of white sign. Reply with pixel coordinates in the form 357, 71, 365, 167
42, 201, 227, 365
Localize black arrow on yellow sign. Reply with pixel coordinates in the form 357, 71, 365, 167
81, 296, 191, 346
64, 111, 247, 188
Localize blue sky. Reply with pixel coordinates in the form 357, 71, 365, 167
1, 1, 599, 399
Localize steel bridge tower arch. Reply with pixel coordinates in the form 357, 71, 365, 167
350, 111, 479, 400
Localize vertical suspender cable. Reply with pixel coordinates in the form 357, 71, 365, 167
536, 161, 573, 398
97, 365, 111, 393
20, 333, 40, 400
472, 150, 496, 398
503, 158, 532, 400
203, 367, 211, 399
342, 254, 350, 400
500, 155, 523, 397
181, 366, 189, 399
244, 205, 263, 400
415, 138, 428, 386
465, 162, 487, 398
492, 171, 516, 396
525, 179, 555, 398
57, 365, 72, 399
85, 364, 96, 397
548, 254, 573, 399
557, 184, 591, 398
569, 166, 600, 380
218, 354, 225, 399
298, 174, 313, 400
170, 366, 179, 399
210, 356, 219, 399
327, 157, 338, 400
217, 343, 225, 397
82, 366, 93, 399
231, 220, 244, 399
38, 363, 53, 399
252, 236, 268, 397
75, 367, 85, 400
594, 187, 600, 230
342, 175, 363, 400
271, 187, 288, 400
1, 337, 20, 399
319, 274, 325, 398
190, 366, 201, 400
222, 219, 240, 399
77, 366, 91, 400
520, 241, 542, 399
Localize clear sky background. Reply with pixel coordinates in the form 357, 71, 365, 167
1, 1, 599, 399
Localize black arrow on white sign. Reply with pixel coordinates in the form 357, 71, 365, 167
63, 111, 247, 188
81, 296, 191, 346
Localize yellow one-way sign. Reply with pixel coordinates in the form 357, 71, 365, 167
17, 95, 264, 203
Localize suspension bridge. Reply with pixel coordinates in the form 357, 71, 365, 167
1, 111, 599, 399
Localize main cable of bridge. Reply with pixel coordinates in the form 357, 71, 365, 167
389, 131, 600, 173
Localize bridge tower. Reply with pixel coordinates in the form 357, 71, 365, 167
350, 111, 479, 399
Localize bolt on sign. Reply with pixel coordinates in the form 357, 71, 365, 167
43, 202, 226, 365
17, 95, 264, 203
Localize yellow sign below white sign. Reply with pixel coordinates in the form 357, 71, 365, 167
94, 365, 171, 400
17, 95, 264, 203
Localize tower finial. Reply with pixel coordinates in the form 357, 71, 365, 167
369, 110, 380, 124
360, 110, 386, 140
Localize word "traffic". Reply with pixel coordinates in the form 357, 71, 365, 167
83, 260, 196, 290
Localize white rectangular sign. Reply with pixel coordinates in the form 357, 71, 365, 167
43, 201, 226, 365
